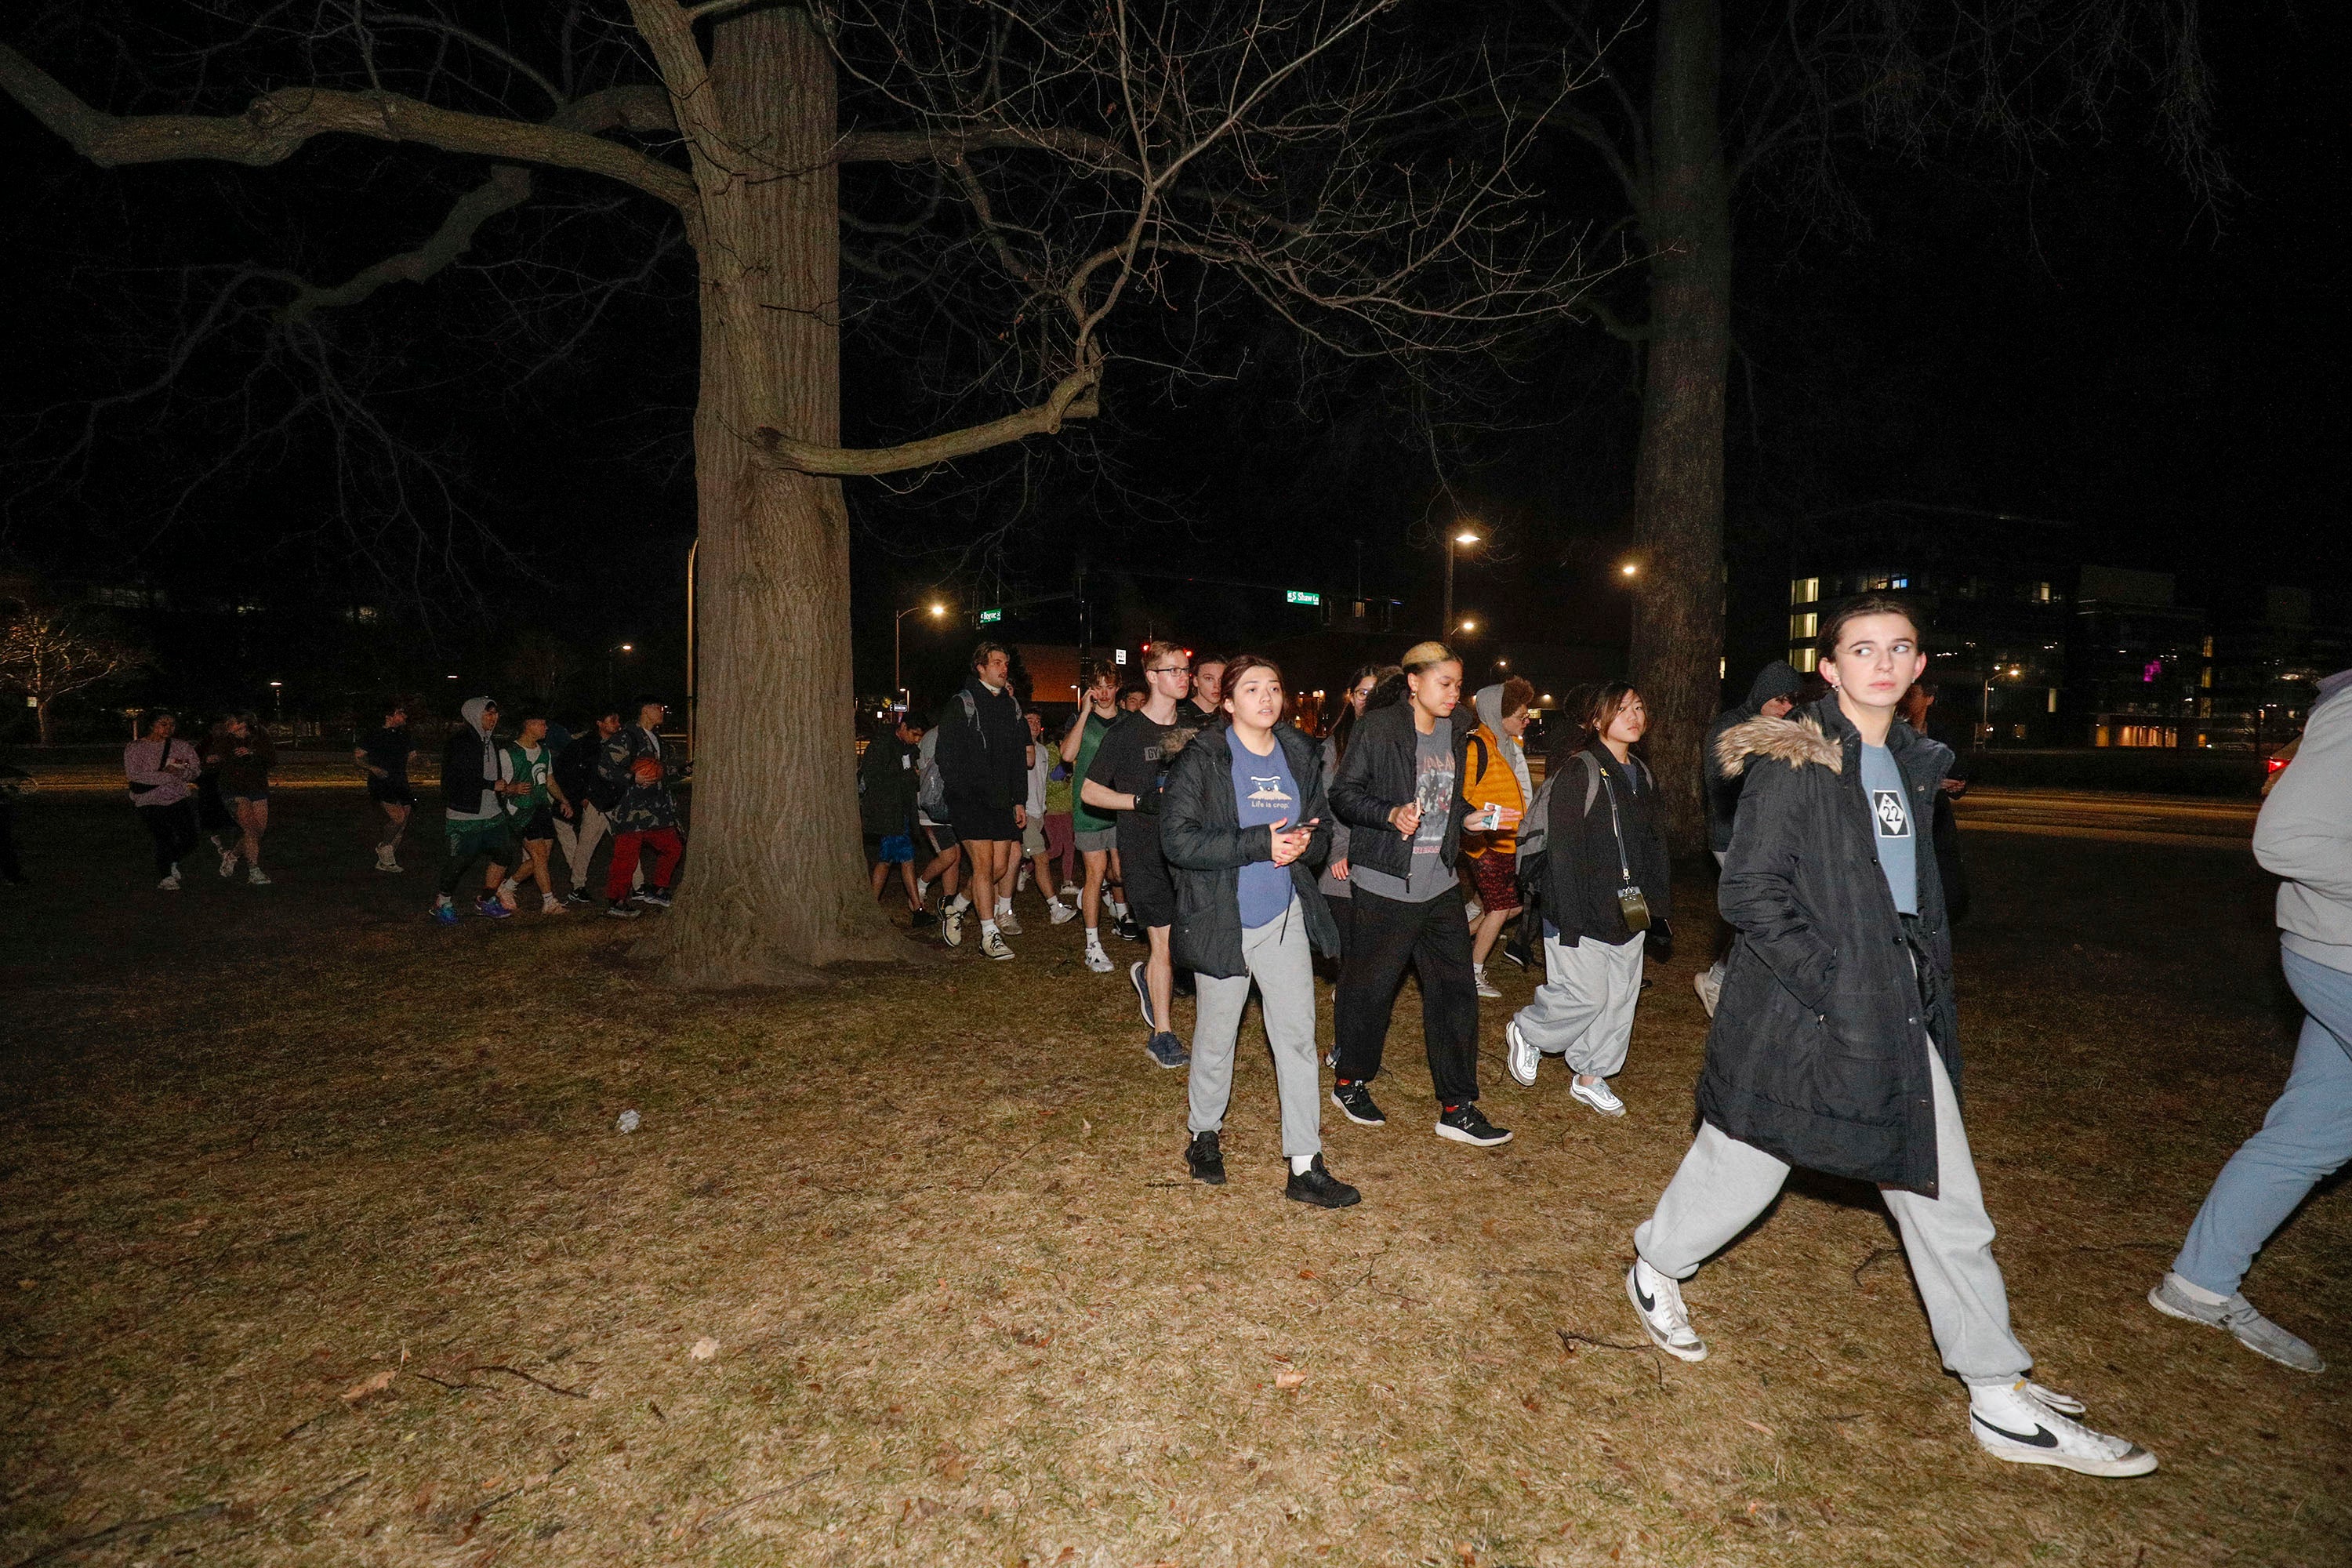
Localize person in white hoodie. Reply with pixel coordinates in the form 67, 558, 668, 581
2147, 667, 2352, 1374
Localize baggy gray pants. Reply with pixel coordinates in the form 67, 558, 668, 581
1189, 898, 1323, 1159
1515, 929, 1645, 1077
1634, 1047, 2031, 1385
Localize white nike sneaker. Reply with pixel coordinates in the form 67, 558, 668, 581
1968, 1381, 2158, 1478
1570, 1074, 1627, 1117
996, 908, 1024, 936
1625, 1259, 1707, 1362
1473, 964, 1501, 1000
1083, 943, 1114, 974
980, 931, 1016, 962
1505, 1017, 1540, 1087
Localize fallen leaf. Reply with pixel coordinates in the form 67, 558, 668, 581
932, 1443, 971, 1483
1298, 1269, 1316, 1279
341, 1367, 397, 1403
1274, 1370, 1306, 1391
1741, 1419, 1776, 1437
690, 1338, 720, 1362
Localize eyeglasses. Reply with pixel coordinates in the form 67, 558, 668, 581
1146, 665, 1189, 677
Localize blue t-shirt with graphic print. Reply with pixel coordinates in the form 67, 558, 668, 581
1860, 742, 1918, 915
1229, 734, 1302, 928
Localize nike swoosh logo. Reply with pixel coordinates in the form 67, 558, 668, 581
1973, 1413, 2059, 1448
1634, 1279, 1657, 1312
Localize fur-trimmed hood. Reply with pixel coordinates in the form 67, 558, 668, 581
1716, 713, 1843, 778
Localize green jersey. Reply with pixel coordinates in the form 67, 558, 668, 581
1070, 709, 1116, 833
502, 740, 554, 816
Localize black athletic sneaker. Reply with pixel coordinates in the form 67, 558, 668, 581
1185, 1130, 1226, 1185
605, 898, 643, 920
909, 907, 936, 928
1330, 1080, 1387, 1127
1435, 1103, 1513, 1147
565, 889, 593, 906
637, 887, 673, 909
1286, 1154, 1361, 1208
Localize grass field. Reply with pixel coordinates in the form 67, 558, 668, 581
1, 780, 2344, 1566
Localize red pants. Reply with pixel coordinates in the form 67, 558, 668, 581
608, 827, 684, 901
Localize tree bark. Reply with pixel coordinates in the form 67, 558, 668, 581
647, 7, 905, 985
1628, 0, 1733, 857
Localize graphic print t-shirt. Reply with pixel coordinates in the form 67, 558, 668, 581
1083, 710, 1204, 860
1860, 742, 1918, 915
1352, 721, 1457, 903
1229, 735, 1301, 928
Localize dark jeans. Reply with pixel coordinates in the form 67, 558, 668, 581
1334, 883, 1482, 1105
138, 800, 201, 877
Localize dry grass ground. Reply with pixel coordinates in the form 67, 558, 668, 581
2, 779, 2345, 1566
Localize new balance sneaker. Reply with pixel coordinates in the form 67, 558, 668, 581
1505, 1017, 1540, 1087
246, 865, 273, 887
1048, 898, 1078, 925
1330, 1080, 1387, 1127
1570, 1073, 1628, 1117
1285, 1154, 1361, 1209
604, 898, 643, 920
980, 930, 1016, 961
1473, 964, 1501, 1000
1625, 1258, 1708, 1362
942, 906, 965, 947
1185, 1130, 1227, 1185
1145, 1031, 1189, 1069
2147, 1272, 2325, 1373
1083, 942, 1114, 974
474, 894, 511, 919
1130, 960, 1155, 1028
1967, 1381, 2158, 1477
997, 907, 1024, 936
428, 898, 460, 925
158, 873, 181, 891
1435, 1103, 1512, 1146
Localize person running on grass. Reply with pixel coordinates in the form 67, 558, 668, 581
935, 641, 1029, 958
1161, 654, 1358, 1207
1503, 681, 1671, 1116
1622, 595, 2155, 1479
499, 710, 571, 915
1327, 643, 1512, 1148
1017, 710, 1078, 925
206, 711, 277, 886
600, 697, 685, 917
2145, 662, 2352, 1375
1694, 660, 1801, 1015
1062, 665, 1126, 972
431, 696, 524, 923
1083, 641, 1203, 1068
125, 712, 201, 891
1463, 677, 1537, 1000
354, 697, 419, 873
860, 711, 926, 922
553, 707, 625, 905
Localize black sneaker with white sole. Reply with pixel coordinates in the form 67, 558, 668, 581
1185, 1130, 1226, 1185
1285, 1154, 1361, 1209
1130, 960, 1155, 1028
1435, 1103, 1512, 1146
1330, 1080, 1386, 1127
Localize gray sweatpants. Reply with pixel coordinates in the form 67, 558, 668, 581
1189, 898, 1323, 1159
1634, 1047, 2031, 1385
1515, 929, 1645, 1077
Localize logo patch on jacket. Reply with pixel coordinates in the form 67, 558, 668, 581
1872, 789, 1911, 838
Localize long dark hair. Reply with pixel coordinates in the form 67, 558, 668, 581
1326, 662, 1394, 764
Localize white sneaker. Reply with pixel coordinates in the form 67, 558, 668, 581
1626, 1260, 1708, 1362
1016, 868, 1031, 893
1473, 964, 1501, 1000
1570, 1074, 1626, 1117
246, 865, 272, 887
1968, 1381, 2158, 1478
1058, 881, 1080, 899
541, 894, 566, 915
1693, 964, 1722, 1018
997, 908, 1024, 936
981, 931, 1016, 961
1505, 1018, 1540, 1087
377, 855, 405, 874
1083, 942, 1114, 973
218, 848, 238, 877
942, 906, 965, 947
158, 873, 181, 891
1048, 898, 1078, 925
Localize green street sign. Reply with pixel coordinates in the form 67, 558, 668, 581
1286, 589, 1321, 606
978, 608, 1003, 624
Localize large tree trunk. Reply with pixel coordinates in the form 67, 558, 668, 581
1630, 0, 1733, 856
651, 8, 903, 985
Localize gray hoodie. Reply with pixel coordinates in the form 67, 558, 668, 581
1472, 683, 1534, 809
2252, 668, 2352, 981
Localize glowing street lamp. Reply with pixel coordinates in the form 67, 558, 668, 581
1443, 528, 1482, 638
895, 600, 949, 706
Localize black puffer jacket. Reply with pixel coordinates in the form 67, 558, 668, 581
1696, 698, 1958, 1196
1542, 739, 1673, 947
1159, 722, 1338, 976
1326, 699, 1472, 882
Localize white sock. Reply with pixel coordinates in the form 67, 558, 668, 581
2166, 1272, 2231, 1306
1112, 900, 1128, 919
979, 918, 999, 938
1289, 1155, 1315, 1175
947, 893, 969, 913
916, 877, 929, 902
995, 898, 1011, 919
1085, 927, 1104, 949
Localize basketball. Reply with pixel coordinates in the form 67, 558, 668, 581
631, 757, 662, 786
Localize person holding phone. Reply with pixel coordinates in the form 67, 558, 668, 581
1504, 682, 1669, 1115
1159, 655, 1356, 1206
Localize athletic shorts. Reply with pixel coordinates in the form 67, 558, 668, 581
445, 814, 519, 866
1075, 826, 1116, 854
946, 794, 1018, 844
1471, 849, 1522, 914
368, 779, 416, 807
1120, 834, 1178, 928
519, 807, 557, 843
923, 821, 958, 851
1022, 818, 1047, 855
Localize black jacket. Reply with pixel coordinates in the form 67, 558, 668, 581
1159, 722, 1338, 977
440, 724, 502, 815
1703, 660, 1804, 854
1543, 739, 1674, 946
1327, 700, 1472, 883
556, 731, 620, 814
858, 735, 918, 836
935, 676, 1026, 810
1696, 699, 1959, 1196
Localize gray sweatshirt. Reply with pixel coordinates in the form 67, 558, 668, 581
2252, 668, 2352, 975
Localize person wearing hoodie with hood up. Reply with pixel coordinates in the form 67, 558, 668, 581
1693, 659, 1802, 1015
432, 696, 524, 923
1463, 677, 1536, 998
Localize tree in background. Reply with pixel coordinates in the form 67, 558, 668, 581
0, 605, 146, 745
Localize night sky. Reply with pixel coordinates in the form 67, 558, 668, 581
0, 2, 2340, 717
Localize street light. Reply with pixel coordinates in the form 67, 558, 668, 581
1443, 528, 1482, 638
1617, 561, 1641, 676
895, 601, 949, 706
1457, 618, 1479, 636
269, 680, 283, 722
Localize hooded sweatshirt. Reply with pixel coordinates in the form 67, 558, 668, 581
1702, 660, 1804, 853
2252, 667, 2352, 981
1464, 683, 1534, 858
442, 698, 510, 821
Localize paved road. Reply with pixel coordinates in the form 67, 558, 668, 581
1956, 786, 2259, 847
